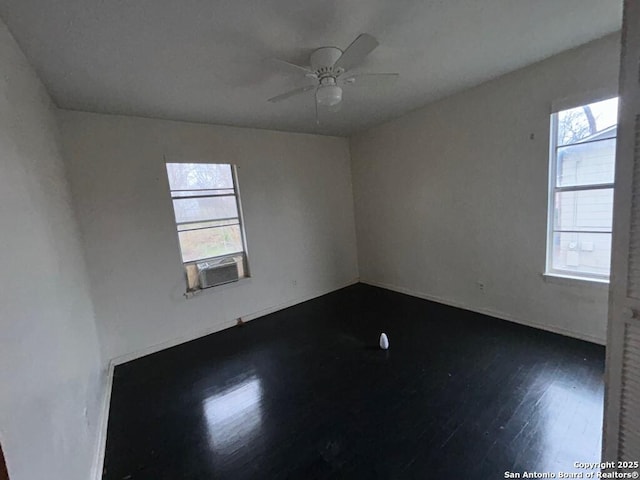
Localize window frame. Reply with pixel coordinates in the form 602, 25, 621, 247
545, 104, 616, 283
229, 164, 251, 278
167, 163, 251, 290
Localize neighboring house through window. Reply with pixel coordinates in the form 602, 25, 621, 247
546, 97, 618, 281
166, 163, 249, 291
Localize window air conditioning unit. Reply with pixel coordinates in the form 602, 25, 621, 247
197, 257, 239, 289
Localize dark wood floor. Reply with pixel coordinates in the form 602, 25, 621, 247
104, 284, 605, 479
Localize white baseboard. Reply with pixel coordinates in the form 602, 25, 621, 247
90, 278, 358, 478
361, 279, 606, 346
89, 276, 600, 478
92, 362, 115, 480
111, 278, 359, 366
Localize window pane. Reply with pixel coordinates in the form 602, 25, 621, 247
178, 225, 243, 263
557, 97, 618, 146
556, 138, 616, 187
172, 196, 238, 224
166, 163, 233, 190
551, 232, 611, 277
554, 189, 613, 232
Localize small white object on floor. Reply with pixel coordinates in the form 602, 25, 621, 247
379, 333, 389, 350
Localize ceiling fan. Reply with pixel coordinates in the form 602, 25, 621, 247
268, 34, 398, 119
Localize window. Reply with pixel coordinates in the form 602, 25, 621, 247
546, 97, 618, 281
166, 163, 249, 291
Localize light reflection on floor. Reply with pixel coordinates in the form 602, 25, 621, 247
538, 372, 603, 473
203, 374, 264, 455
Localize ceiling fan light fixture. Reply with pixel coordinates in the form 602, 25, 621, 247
316, 84, 343, 107
269, 34, 398, 118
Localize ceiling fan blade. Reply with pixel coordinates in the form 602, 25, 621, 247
334, 34, 379, 71
341, 73, 399, 87
271, 58, 316, 77
268, 85, 316, 103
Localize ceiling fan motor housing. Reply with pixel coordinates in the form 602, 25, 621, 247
310, 47, 344, 76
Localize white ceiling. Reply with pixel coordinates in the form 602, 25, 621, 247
0, 0, 622, 136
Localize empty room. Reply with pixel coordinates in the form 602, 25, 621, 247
1, 1, 640, 479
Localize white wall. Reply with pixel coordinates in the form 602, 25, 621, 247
350, 33, 621, 344
0, 21, 103, 480
58, 111, 359, 361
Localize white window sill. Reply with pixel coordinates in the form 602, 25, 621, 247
542, 272, 609, 289
184, 276, 252, 299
